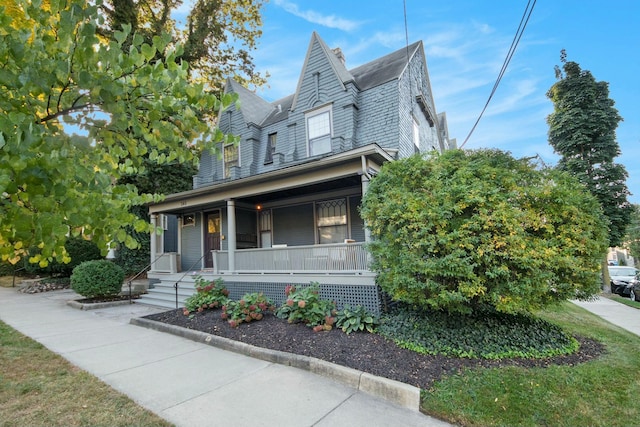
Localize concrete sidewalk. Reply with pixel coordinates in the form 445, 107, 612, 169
0, 287, 451, 427
571, 295, 640, 337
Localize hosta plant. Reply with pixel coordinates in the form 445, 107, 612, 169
221, 293, 275, 328
183, 276, 229, 316
336, 305, 379, 334
275, 283, 337, 331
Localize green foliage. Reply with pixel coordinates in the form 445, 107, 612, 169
221, 293, 275, 328
182, 277, 229, 315
547, 55, 632, 247
0, 0, 236, 267
377, 305, 578, 359
335, 305, 379, 334
275, 283, 337, 331
100, 0, 267, 92
361, 150, 609, 314
23, 237, 102, 277
70, 260, 125, 298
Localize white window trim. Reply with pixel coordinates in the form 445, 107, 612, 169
412, 116, 420, 149
305, 104, 333, 157
223, 143, 240, 178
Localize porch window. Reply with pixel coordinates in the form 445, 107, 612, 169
265, 133, 276, 164
259, 209, 272, 248
306, 105, 332, 156
224, 143, 239, 178
316, 199, 347, 244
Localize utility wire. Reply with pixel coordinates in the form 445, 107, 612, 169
459, 0, 537, 148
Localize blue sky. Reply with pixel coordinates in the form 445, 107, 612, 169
176, 0, 639, 203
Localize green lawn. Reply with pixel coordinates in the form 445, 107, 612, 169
0, 320, 173, 427
421, 301, 640, 426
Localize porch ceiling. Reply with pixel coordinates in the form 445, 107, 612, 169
150, 143, 392, 215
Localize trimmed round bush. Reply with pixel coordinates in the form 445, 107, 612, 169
71, 260, 125, 298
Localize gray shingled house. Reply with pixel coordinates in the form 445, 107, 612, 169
141, 32, 454, 312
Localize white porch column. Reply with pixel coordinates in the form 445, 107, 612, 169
227, 199, 237, 272
150, 213, 158, 270
361, 175, 372, 243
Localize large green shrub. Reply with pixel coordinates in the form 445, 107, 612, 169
71, 260, 125, 298
360, 149, 608, 314
23, 237, 102, 277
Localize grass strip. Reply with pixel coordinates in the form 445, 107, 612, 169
0, 320, 173, 427
421, 301, 640, 426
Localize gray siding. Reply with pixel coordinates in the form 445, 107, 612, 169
349, 196, 365, 242
180, 213, 202, 270
273, 204, 315, 246
163, 214, 178, 252
355, 81, 400, 151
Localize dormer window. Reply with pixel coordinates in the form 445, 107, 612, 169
265, 133, 276, 164
223, 143, 239, 178
306, 104, 332, 156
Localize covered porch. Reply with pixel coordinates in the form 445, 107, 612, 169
143, 145, 393, 312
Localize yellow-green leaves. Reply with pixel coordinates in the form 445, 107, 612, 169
0, 0, 233, 265
361, 150, 608, 314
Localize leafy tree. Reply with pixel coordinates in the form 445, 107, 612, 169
546, 53, 632, 249
99, 0, 267, 92
360, 150, 608, 315
114, 158, 197, 274
0, 0, 235, 267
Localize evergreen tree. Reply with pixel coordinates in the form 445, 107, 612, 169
546, 52, 632, 249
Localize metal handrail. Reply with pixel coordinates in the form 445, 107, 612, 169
173, 252, 208, 309
126, 255, 167, 304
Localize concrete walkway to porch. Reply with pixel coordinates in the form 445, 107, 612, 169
0, 286, 452, 427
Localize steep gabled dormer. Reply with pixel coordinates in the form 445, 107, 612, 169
287, 32, 359, 159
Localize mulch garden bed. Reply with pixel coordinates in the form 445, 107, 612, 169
144, 308, 605, 390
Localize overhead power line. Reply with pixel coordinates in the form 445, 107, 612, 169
459, 0, 537, 149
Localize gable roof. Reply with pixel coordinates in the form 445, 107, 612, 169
290, 32, 355, 111
350, 40, 422, 91
225, 78, 273, 126
224, 34, 426, 127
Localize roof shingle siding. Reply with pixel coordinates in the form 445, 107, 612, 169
192, 33, 446, 189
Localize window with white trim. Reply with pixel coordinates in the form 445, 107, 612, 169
265, 133, 276, 164
412, 116, 420, 149
316, 199, 347, 244
223, 143, 239, 178
306, 105, 332, 156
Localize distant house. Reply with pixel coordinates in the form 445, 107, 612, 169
142, 32, 454, 313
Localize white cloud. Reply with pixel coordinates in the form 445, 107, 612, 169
274, 0, 361, 31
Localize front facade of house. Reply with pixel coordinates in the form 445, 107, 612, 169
144, 32, 454, 313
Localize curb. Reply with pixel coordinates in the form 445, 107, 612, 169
130, 317, 421, 411
67, 299, 134, 311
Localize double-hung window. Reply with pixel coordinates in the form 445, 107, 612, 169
306, 105, 332, 156
223, 143, 239, 178
265, 133, 276, 164
316, 198, 347, 244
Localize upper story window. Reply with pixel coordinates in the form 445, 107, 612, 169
265, 133, 276, 164
412, 116, 420, 149
223, 143, 239, 178
306, 104, 332, 156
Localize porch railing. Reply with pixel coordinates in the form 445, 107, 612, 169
210, 242, 369, 274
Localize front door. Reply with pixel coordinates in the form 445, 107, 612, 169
204, 210, 221, 268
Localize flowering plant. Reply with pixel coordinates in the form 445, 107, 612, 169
275, 283, 336, 331
183, 276, 229, 316
222, 292, 275, 328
